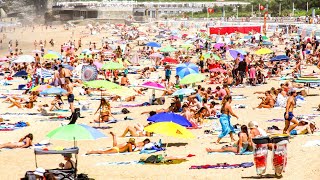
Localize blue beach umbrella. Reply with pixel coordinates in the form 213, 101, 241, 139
229, 49, 245, 60
41, 87, 67, 95
270, 55, 290, 62
146, 42, 161, 48
176, 63, 199, 78
147, 112, 192, 127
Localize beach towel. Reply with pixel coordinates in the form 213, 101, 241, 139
83, 152, 135, 156
53, 109, 69, 112
189, 162, 254, 169
96, 161, 141, 166
208, 151, 253, 155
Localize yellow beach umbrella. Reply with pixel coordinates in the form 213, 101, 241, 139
43, 53, 59, 59
144, 122, 195, 139
255, 48, 273, 55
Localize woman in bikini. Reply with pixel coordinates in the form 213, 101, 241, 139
0, 133, 33, 149
94, 98, 111, 123
120, 123, 152, 137
59, 153, 75, 170
206, 125, 250, 154
86, 132, 135, 154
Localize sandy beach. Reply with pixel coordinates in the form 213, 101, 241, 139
0, 24, 320, 180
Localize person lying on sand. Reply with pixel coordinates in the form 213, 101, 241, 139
120, 122, 152, 137
206, 125, 250, 154
267, 119, 317, 135
111, 95, 135, 102
0, 133, 33, 149
86, 132, 135, 154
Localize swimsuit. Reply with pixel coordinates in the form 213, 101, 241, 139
112, 147, 120, 153
284, 112, 294, 121
68, 94, 74, 103
290, 130, 298, 135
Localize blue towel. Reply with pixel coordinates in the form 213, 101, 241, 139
139, 150, 157, 154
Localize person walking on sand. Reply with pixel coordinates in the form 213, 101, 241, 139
65, 78, 75, 113
216, 95, 239, 144
283, 88, 299, 134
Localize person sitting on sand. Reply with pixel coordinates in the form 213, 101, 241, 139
256, 91, 275, 108
49, 95, 64, 111
0, 133, 33, 149
206, 125, 250, 154
120, 122, 152, 137
59, 153, 75, 170
94, 98, 111, 123
267, 119, 317, 135
86, 132, 135, 154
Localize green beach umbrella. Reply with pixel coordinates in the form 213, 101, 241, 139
160, 46, 177, 52
43, 53, 59, 59
262, 36, 268, 40
101, 61, 124, 70
203, 53, 221, 60
181, 44, 194, 49
78, 54, 92, 59
84, 80, 121, 89
180, 73, 206, 85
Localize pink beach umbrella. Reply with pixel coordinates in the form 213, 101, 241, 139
149, 53, 164, 59
140, 81, 165, 90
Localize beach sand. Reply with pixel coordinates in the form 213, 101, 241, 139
0, 25, 320, 180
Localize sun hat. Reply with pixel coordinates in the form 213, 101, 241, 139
248, 121, 258, 128
34, 167, 45, 177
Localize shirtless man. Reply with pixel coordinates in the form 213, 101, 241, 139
53, 66, 59, 87
86, 132, 135, 154
65, 78, 75, 113
283, 89, 299, 134
120, 74, 129, 86
58, 65, 66, 89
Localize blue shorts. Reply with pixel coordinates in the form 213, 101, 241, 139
284, 112, 294, 121
290, 130, 298, 135
68, 94, 74, 103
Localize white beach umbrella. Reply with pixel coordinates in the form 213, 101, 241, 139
12, 55, 35, 63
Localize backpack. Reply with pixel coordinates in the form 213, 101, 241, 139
144, 155, 163, 164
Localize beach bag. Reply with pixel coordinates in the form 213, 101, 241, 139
144, 155, 163, 164
121, 108, 130, 114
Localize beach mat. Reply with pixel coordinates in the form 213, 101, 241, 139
190, 162, 254, 169
208, 151, 253, 155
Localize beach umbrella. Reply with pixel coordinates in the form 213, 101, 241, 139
149, 53, 164, 59
262, 41, 272, 46
136, 36, 148, 41
146, 42, 161, 48
78, 54, 92, 59
262, 35, 268, 40
210, 68, 227, 73
148, 112, 192, 127
47, 50, 62, 59
160, 46, 177, 53
13, 70, 28, 77
168, 35, 179, 40
40, 87, 67, 95
93, 61, 102, 69
82, 49, 92, 55
84, 80, 121, 89
140, 81, 165, 90
229, 49, 244, 60
0, 57, 9, 62
270, 55, 290, 62
180, 73, 205, 85
144, 122, 195, 139
13, 55, 35, 63
161, 57, 179, 64
255, 48, 273, 55
214, 43, 225, 49
176, 63, 199, 78
30, 84, 52, 92
181, 44, 194, 49
43, 53, 59, 59
101, 61, 124, 70
47, 124, 107, 146
172, 88, 195, 96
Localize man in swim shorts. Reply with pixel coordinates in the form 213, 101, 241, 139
65, 78, 74, 113
283, 88, 299, 134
